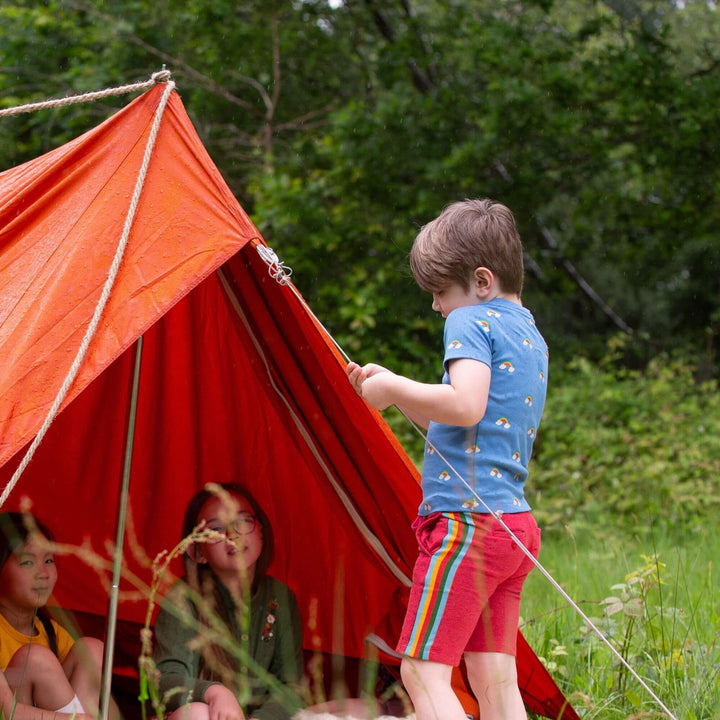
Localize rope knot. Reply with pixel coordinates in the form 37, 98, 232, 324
151, 69, 173, 84
256, 244, 293, 285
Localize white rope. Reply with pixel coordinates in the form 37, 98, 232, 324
256, 245, 293, 285
258, 248, 678, 720
256, 245, 349, 362
0, 69, 172, 117
0, 74, 176, 509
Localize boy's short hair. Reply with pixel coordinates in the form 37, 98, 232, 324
410, 198, 524, 295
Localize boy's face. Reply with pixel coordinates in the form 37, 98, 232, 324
431, 282, 479, 318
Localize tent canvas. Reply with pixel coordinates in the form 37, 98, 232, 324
0, 83, 579, 719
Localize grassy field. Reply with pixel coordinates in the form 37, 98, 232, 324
520, 522, 719, 720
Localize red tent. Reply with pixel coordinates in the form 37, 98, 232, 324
0, 82, 579, 719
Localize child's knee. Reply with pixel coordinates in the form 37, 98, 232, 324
465, 651, 517, 694
71, 636, 104, 663
400, 655, 451, 694
168, 702, 211, 720
400, 656, 422, 688
7, 644, 60, 673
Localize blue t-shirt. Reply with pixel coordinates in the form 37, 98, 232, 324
420, 298, 548, 515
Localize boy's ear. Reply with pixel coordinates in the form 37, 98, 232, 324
473, 267, 495, 297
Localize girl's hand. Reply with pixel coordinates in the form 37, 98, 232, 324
204, 685, 245, 720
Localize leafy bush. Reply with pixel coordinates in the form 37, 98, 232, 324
529, 343, 720, 539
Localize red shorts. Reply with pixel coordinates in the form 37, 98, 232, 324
397, 511, 540, 665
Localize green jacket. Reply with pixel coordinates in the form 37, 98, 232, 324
153, 575, 305, 720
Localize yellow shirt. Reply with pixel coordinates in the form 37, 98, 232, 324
0, 611, 75, 670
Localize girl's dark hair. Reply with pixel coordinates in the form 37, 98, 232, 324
0, 512, 59, 657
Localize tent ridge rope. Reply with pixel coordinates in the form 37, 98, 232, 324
0, 70, 172, 118
0, 76, 176, 510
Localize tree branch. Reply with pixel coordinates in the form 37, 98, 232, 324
493, 160, 633, 335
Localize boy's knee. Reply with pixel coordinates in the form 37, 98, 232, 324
465, 651, 518, 696
400, 656, 425, 680
400, 655, 452, 693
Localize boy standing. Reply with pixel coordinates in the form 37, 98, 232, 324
347, 199, 547, 720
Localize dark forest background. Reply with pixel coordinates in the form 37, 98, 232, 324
2, 0, 718, 386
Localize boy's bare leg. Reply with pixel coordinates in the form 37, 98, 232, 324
464, 651, 527, 720
5, 645, 76, 710
400, 657, 467, 720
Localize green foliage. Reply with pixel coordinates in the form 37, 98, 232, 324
3, 0, 719, 376
529, 341, 720, 539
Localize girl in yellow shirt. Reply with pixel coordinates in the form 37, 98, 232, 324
0, 512, 116, 719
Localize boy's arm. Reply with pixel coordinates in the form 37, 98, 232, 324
347, 362, 432, 428
347, 359, 490, 427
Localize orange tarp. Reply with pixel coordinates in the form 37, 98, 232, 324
1, 84, 256, 463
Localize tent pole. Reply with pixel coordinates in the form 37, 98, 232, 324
100, 336, 143, 720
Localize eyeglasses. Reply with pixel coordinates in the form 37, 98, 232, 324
205, 512, 258, 541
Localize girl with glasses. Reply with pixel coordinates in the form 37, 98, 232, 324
153, 483, 304, 720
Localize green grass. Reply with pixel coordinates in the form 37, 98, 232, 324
520, 523, 720, 720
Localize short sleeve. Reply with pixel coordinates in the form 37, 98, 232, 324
53, 621, 75, 663
442, 305, 492, 371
